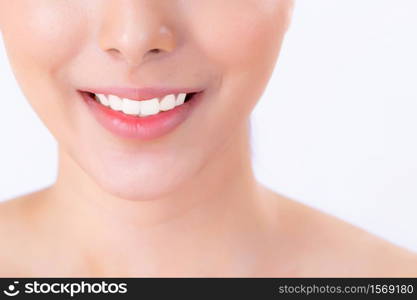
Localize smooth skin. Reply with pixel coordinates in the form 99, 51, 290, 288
0, 0, 416, 277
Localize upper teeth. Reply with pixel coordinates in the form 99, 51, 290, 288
94, 93, 187, 116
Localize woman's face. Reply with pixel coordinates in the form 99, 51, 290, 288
0, 0, 292, 200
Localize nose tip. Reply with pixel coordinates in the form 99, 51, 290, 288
98, 3, 176, 67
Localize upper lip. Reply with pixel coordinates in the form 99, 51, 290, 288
79, 86, 203, 101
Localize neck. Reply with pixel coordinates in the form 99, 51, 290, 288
41, 122, 266, 276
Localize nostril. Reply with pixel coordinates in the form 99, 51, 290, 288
106, 48, 123, 59
149, 48, 162, 54
141, 48, 166, 63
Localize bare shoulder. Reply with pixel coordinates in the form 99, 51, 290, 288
0, 189, 44, 229
0, 193, 32, 236
260, 187, 417, 277
0, 189, 49, 276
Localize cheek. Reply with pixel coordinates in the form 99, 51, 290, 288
190, 1, 288, 127
2, 1, 86, 73
196, 4, 284, 69
1, 1, 88, 137
193, 0, 288, 65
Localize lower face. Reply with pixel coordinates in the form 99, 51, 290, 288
0, 0, 292, 200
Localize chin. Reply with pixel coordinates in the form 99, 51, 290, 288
80, 155, 195, 202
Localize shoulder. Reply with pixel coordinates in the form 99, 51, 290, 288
259, 187, 417, 277
0, 193, 32, 237
0, 189, 49, 276
0, 190, 44, 229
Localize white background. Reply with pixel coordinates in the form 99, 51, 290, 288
1, 1, 417, 252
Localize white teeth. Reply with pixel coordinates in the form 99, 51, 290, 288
94, 92, 191, 116
159, 94, 176, 111
97, 94, 109, 106
139, 98, 160, 116
122, 98, 141, 115
108, 95, 123, 111
176, 93, 186, 106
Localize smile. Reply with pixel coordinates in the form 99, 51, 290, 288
91, 92, 194, 117
79, 87, 203, 140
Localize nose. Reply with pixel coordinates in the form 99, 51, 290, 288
98, 0, 176, 67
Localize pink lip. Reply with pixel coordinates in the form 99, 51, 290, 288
80, 86, 202, 101
79, 89, 204, 140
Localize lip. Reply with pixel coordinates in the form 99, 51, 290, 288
79, 88, 204, 140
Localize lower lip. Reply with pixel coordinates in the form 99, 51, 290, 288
80, 92, 203, 140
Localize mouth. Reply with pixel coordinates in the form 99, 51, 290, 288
83, 91, 197, 117
79, 87, 204, 140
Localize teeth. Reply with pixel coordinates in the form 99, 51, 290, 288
159, 94, 176, 111
176, 93, 186, 106
122, 98, 141, 115
140, 98, 160, 116
93, 92, 191, 117
108, 95, 123, 111
96, 94, 110, 106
